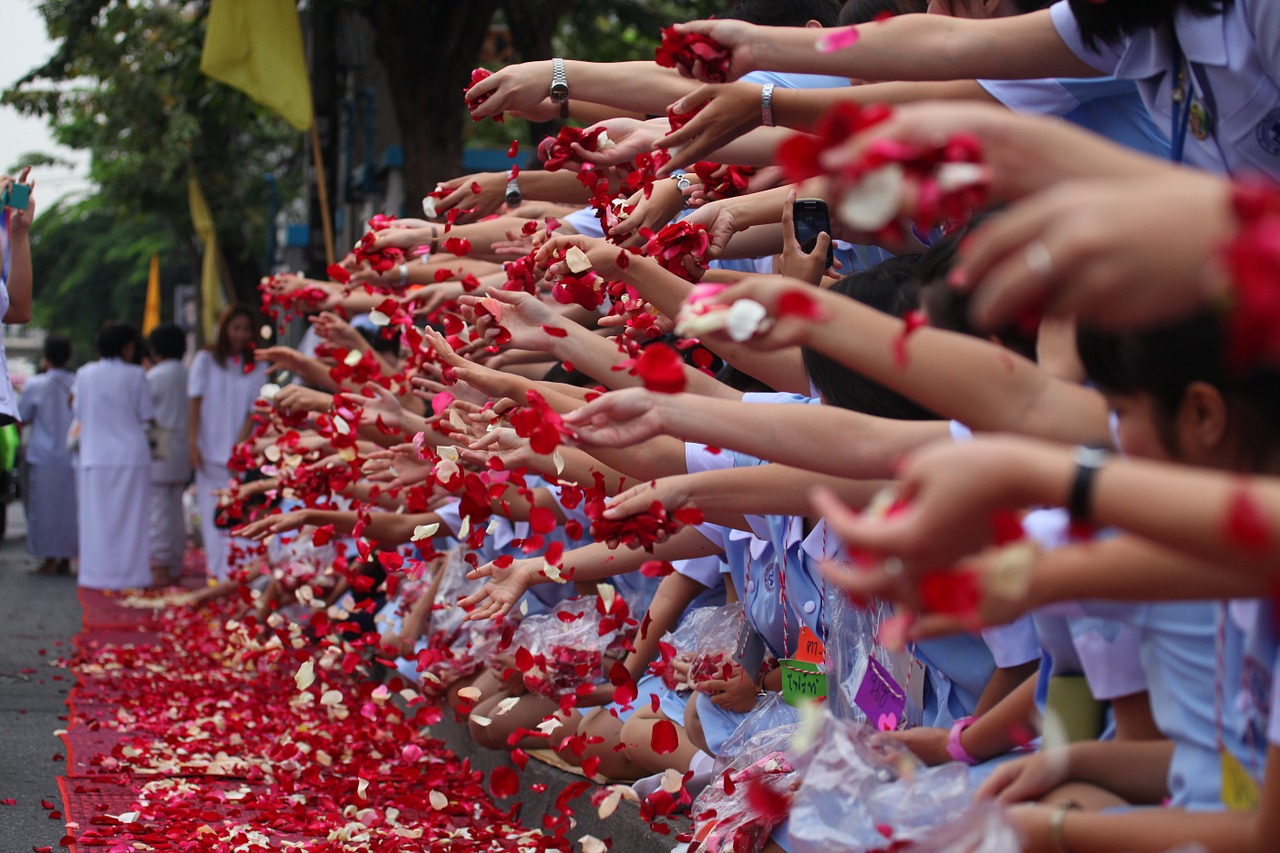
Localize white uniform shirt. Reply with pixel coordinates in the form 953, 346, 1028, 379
187, 350, 267, 467
18, 368, 75, 466
73, 358, 153, 468
147, 359, 190, 483
1051, 0, 1280, 177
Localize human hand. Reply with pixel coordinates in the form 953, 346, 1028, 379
274, 384, 334, 415
534, 233, 636, 281
953, 173, 1232, 334
344, 384, 406, 433
602, 475, 694, 526
459, 557, 539, 620
975, 751, 1072, 804
810, 437, 1063, 574
459, 427, 534, 471
459, 289, 569, 353
308, 312, 365, 351
884, 726, 953, 767
434, 172, 506, 221
571, 117, 662, 168
777, 189, 834, 285
665, 20, 763, 84
608, 179, 687, 247
362, 444, 433, 488
695, 663, 760, 712
4, 167, 35, 234
681, 200, 744, 259
188, 441, 204, 471
562, 387, 666, 448
464, 59, 553, 122
657, 82, 762, 169
235, 509, 313, 541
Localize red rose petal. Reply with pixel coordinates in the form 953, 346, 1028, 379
651, 719, 679, 754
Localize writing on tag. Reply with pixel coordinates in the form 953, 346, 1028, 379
854, 655, 905, 731
781, 658, 827, 707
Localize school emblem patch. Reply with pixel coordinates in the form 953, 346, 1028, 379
1255, 108, 1280, 155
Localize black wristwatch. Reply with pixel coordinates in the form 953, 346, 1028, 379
504, 170, 522, 207
550, 57, 569, 119
1068, 445, 1110, 522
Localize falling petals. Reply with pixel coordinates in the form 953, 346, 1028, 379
650, 719, 680, 754
816, 25, 860, 53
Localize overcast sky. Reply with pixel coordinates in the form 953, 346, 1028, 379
0, 0, 94, 214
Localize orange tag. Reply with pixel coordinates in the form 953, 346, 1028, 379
794, 625, 826, 664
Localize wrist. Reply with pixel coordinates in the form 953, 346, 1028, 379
946, 715, 981, 765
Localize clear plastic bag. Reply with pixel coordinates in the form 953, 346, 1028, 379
514, 589, 635, 699
687, 604, 748, 690
788, 707, 981, 853
826, 587, 922, 727
688, 694, 802, 853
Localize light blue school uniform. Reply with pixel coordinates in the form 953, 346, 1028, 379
1050, 0, 1280, 177
1220, 599, 1276, 791
1080, 599, 1239, 809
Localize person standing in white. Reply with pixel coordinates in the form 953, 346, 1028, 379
19, 336, 77, 574
74, 322, 153, 590
145, 325, 190, 585
187, 305, 266, 581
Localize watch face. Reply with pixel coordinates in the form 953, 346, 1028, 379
550, 83, 569, 100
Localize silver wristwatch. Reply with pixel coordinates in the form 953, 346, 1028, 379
505, 170, 523, 207
550, 58, 569, 119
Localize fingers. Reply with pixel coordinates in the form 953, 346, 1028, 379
603, 483, 657, 519
973, 762, 1019, 802
810, 484, 916, 561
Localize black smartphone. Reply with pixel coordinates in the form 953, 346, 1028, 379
792, 197, 833, 269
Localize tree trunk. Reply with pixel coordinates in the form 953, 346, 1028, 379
359, 1, 503, 200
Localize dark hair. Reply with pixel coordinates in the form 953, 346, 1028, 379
210, 304, 257, 367
149, 324, 187, 361
96, 321, 139, 360
1068, 0, 1230, 50
1077, 314, 1280, 469
725, 0, 844, 27
916, 220, 1040, 361
803, 256, 939, 420
837, 0, 925, 26
43, 335, 72, 368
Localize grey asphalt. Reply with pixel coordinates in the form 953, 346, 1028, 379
0, 503, 81, 851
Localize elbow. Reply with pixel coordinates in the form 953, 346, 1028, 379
3, 306, 32, 325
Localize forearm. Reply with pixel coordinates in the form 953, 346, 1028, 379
771, 80, 995, 131
4, 230, 32, 323
552, 526, 722, 585
684, 463, 887, 519
747, 12, 1097, 81
579, 434, 690, 485
959, 673, 1039, 759
1063, 739, 1174, 805
804, 292, 1110, 444
655, 392, 949, 479
1057, 808, 1255, 853
563, 60, 701, 115
1029, 535, 1270, 607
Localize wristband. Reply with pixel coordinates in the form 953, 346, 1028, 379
760, 83, 776, 128
1068, 445, 1109, 522
550, 58, 569, 119
946, 715, 980, 765
398, 263, 409, 285
1049, 803, 1076, 853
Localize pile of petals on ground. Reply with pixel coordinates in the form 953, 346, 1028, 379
58, 591, 569, 852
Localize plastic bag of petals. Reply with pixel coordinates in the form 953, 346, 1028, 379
686, 604, 749, 691
787, 707, 979, 853
688, 694, 802, 853
515, 590, 635, 699
416, 549, 499, 695
653, 605, 740, 691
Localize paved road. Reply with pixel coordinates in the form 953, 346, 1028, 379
0, 503, 82, 850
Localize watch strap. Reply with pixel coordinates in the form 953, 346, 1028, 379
946, 715, 980, 765
760, 83, 776, 128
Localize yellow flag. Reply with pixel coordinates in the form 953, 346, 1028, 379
142, 253, 161, 336
200, 0, 314, 132
188, 177, 225, 342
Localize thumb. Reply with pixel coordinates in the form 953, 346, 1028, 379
812, 231, 832, 259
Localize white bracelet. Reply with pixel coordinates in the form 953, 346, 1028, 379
760, 83, 775, 128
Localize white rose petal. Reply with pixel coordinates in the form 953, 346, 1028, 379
437, 445, 459, 462
458, 514, 471, 539
411, 523, 440, 542
543, 560, 566, 584
295, 660, 316, 691
357, 778, 370, 800
471, 715, 493, 727
422, 196, 438, 219
320, 689, 344, 706
597, 583, 616, 613
430, 791, 449, 810
565, 247, 593, 274
494, 697, 520, 717
659, 768, 685, 794
333, 416, 351, 435
597, 131, 615, 150
580, 835, 608, 853
723, 299, 770, 343
839, 163, 906, 232
259, 383, 280, 402
457, 686, 482, 701
343, 349, 363, 367
553, 449, 565, 475
935, 161, 987, 193
369, 309, 392, 327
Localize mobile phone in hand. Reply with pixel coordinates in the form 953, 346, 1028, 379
792, 197, 834, 269
1, 183, 30, 211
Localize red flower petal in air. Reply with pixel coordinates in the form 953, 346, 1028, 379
541, 324, 568, 338
508, 139, 519, 158
633, 342, 686, 394
326, 263, 351, 284
918, 569, 982, 617
489, 765, 520, 798
989, 510, 1024, 546
311, 524, 335, 547
651, 719, 680, 754
443, 237, 472, 257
